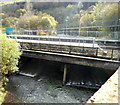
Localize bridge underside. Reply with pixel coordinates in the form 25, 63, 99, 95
22, 50, 120, 71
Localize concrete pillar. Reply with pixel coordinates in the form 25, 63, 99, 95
62, 64, 67, 85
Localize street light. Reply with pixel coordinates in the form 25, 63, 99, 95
78, 2, 83, 36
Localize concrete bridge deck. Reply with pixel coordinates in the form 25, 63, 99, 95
22, 50, 120, 71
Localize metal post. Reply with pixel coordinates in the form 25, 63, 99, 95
96, 48, 98, 56
111, 49, 114, 59
87, 30, 88, 37
65, 20, 67, 36
93, 37, 95, 48
62, 64, 67, 85
78, 2, 83, 36
65, 16, 69, 36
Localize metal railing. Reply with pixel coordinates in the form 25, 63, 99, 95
6, 29, 120, 40
7, 34, 120, 61
7, 34, 96, 45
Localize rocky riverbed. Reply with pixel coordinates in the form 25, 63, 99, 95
4, 75, 96, 104
3, 57, 114, 104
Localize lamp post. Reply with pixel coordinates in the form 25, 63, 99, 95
29, 20, 30, 35
65, 19, 68, 36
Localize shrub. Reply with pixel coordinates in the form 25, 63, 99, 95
0, 35, 22, 86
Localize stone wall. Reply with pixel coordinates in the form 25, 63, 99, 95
86, 66, 120, 104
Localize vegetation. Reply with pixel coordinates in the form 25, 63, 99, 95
2, 17, 18, 27
0, 34, 21, 104
0, 85, 6, 105
0, 35, 22, 86
16, 12, 58, 30
15, 9, 26, 17
80, 2, 119, 31
0, 1, 119, 37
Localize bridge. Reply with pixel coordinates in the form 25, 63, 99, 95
7, 30, 120, 71
6, 27, 120, 86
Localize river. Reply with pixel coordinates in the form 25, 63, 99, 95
4, 57, 115, 104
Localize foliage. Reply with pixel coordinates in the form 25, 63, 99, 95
16, 14, 38, 30
0, 35, 22, 85
38, 31, 48, 35
80, 14, 94, 27
66, 4, 75, 8
38, 13, 58, 30
0, 13, 8, 19
0, 83, 6, 105
15, 9, 26, 17
80, 2, 119, 31
2, 3, 18, 15
1, 2, 95, 30
16, 12, 58, 33
100, 4, 118, 26
2, 17, 18, 28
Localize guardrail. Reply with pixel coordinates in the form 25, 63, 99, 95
7, 30, 120, 40
7, 35, 120, 61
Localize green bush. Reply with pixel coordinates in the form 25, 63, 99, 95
0, 35, 22, 85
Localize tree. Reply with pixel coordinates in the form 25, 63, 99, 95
100, 4, 119, 26
15, 9, 26, 17
80, 2, 119, 31
38, 13, 58, 30
66, 4, 75, 8
2, 3, 18, 16
2, 17, 18, 28
17, 14, 39, 30
16, 12, 58, 35
0, 35, 22, 86
0, 13, 7, 19
80, 14, 94, 27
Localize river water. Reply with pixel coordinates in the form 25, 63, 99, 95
5, 57, 115, 104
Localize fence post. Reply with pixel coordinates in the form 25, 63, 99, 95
111, 49, 114, 59
93, 37, 95, 48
